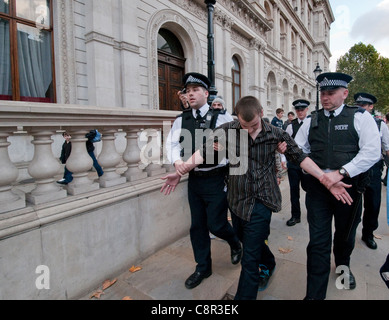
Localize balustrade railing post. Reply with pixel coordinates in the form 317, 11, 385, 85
141, 128, 166, 177
98, 129, 126, 187
26, 129, 67, 205
0, 130, 26, 213
65, 129, 99, 196
122, 127, 148, 182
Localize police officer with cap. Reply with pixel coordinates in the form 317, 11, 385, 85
294, 72, 381, 299
164, 72, 242, 290
285, 99, 311, 227
354, 92, 389, 249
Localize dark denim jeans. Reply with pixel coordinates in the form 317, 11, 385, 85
63, 166, 73, 183
88, 151, 104, 177
63, 151, 104, 183
232, 201, 275, 300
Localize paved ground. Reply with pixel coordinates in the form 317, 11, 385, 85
81, 176, 389, 300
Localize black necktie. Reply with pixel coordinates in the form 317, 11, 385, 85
196, 109, 202, 120
329, 111, 335, 119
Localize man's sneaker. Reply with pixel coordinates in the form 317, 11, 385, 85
258, 264, 275, 291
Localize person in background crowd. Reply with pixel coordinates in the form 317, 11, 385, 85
211, 96, 226, 111
85, 130, 104, 178
271, 108, 284, 129
283, 111, 295, 130
354, 93, 389, 250
294, 72, 381, 300
285, 99, 311, 227
57, 132, 73, 185
58, 130, 104, 185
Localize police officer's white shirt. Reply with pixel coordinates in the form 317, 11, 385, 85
285, 118, 306, 148
166, 104, 234, 169
294, 104, 381, 178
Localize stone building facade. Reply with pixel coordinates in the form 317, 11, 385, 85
53, 0, 334, 116
0, 0, 335, 299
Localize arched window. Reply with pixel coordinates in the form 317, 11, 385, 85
157, 28, 186, 111
231, 55, 241, 113
0, 0, 55, 102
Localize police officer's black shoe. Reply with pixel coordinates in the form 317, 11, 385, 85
185, 270, 212, 289
347, 271, 356, 290
286, 217, 301, 226
340, 269, 356, 290
362, 236, 377, 250
231, 244, 242, 265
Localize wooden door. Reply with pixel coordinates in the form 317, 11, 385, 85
158, 51, 185, 111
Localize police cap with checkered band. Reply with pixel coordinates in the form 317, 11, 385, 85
316, 72, 353, 91
354, 92, 377, 105
293, 99, 310, 110
183, 72, 211, 91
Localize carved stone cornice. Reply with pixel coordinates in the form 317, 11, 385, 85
215, 12, 234, 31
85, 31, 115, 46
216, 0, 272, 37
169, 0, 208, 22
250, 37, 267, 52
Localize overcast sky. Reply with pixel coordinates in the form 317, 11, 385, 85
329, 0, 389, 71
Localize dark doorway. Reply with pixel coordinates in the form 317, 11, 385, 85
158, 28, 186, 111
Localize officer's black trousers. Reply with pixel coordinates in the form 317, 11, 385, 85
187, 172, 239, 273
305, 175, 362, 300
362, 161, 383, 238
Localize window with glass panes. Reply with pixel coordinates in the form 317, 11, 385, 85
0, 0, 55, 102
232, 56, 241, 113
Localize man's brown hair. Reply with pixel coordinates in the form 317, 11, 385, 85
235, 96, 263, 122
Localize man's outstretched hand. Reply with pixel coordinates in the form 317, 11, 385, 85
161, 172, 181, 195
329, 181, 353, 205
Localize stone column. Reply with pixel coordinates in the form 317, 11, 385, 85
65, 129, 99, 195
0, 130, 25, 213
122, 127, 147, 182
98, 129, 126, 187
249, 38, 261, 99
258, 40, 266, 108
26, 129, 67, 205
85, 1, 116, 107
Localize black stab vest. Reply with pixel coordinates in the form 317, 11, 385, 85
291, 118, 304, 139
178, 108, 223, 168
308, 105, 365, 170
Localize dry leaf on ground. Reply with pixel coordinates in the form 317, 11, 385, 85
122, 296, 133, 300
278, 247, 293, 254
129, 265, 142, 273
287, 236, 293, 241
374, 234, 382, 240
90, 290, 104, 299
102, 278, 117, 290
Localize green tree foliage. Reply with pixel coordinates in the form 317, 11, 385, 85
336, 42, 389, 114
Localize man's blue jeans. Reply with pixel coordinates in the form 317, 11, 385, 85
88, 151, 104, 177
63, 152, 104, 183
232, 201, 275, 300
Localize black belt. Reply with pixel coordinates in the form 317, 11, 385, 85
189, 166, 228, 177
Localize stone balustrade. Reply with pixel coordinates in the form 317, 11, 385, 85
0, 101, 180, 236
